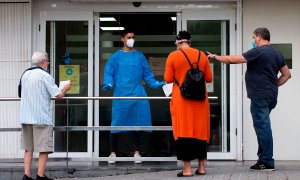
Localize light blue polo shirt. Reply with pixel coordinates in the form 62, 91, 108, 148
19, 68, 61, 125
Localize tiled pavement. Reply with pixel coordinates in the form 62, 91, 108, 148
1, 161, 300, 180
59, 161, 300, 180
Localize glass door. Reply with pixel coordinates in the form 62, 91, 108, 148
40, 11, 93, 157
96, 12, 177, 158
181, 9, 237, 159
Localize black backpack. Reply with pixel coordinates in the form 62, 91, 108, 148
175, 49, 206, 100
18, 66, 43, 98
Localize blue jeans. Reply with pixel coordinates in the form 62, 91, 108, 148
250, 98, 277, 167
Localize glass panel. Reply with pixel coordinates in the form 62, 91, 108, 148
99, 13, 177, 157
271, 44, 292, 69
187, 20, 230, 152
46, 21, 88, 152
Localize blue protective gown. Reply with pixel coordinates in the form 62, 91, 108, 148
103, 49, 160, 133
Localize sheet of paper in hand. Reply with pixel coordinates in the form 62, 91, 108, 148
162, 83, 173, 97
59, 80, 70, 90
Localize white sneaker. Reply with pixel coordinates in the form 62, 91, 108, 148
108, 153, 116, 164
134, 153, 142, 164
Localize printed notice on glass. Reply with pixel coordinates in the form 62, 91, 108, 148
59, 65, 80, 94
149, 57, 166, 76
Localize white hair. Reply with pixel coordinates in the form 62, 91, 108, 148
32, 51, 48, 65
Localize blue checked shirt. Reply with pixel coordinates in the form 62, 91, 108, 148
19, 68, 61, 125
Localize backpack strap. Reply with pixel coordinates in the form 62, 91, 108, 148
18, 66, 43, 97
19, 66, 43, 84
179, 49, 193, 69
174, 78, 180, 87
179, 49, 201, 69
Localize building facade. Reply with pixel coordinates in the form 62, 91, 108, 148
0, 0, 298, 162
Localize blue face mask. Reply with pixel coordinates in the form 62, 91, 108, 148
251, 39, 257, 48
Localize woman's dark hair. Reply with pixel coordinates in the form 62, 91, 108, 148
254, 27, 270, 41
176, 31, 191, 41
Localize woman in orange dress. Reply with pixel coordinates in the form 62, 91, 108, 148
164, 31, 213, 177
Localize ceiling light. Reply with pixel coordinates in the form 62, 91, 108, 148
171, 17, 176, 21
100, 27, 125, 31
99, 17, 117, 21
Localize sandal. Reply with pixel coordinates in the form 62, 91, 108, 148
177, 171, 193, 177
195, 169, 206, 175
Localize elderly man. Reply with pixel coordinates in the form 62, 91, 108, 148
19, 51, 71, 180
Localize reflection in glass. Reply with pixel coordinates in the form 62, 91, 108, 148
99, 13, 176, 157
271, 44, 292, 69
187, 20, 230, 152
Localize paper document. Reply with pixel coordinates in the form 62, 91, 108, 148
162, 83, 173, 97
59, 80, 70, 90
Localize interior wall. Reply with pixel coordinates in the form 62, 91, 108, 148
242, 0, 300, 160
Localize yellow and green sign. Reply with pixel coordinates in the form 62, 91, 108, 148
59, 65, 80, 94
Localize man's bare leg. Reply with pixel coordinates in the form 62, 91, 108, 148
24, 151, 33, 177
37, 152, 48, 177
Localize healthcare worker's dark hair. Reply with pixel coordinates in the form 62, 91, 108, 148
121, 28, 134, 37
254, 27, 270, 41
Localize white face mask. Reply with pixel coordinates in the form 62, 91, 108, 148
126, 39, 135, 48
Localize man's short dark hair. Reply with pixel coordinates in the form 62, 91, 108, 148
254, 27, 270, 41
121, 28, 134, 37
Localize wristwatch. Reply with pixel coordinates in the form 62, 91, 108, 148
212, 54, 216, 59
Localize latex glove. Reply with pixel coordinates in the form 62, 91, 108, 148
102, 84, 112, 91
155, 81, 166, 88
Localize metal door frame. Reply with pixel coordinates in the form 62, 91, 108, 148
180, 8, 241, 160
39, 10, 94, 158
